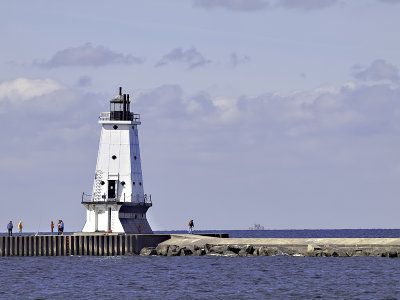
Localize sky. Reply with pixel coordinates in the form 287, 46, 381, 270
1, 0, 400, 231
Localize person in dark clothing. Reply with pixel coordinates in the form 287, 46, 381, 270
60, 220, 64, 235
7, 221, 13, 237
188, 220, 194, 234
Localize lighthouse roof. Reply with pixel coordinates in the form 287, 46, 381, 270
110, 95, 123, 102
110, 87, 131, 104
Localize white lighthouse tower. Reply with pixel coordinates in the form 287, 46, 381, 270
82, 87, 153, 234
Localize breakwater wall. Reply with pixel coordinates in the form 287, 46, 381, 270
0, 234, 170, 256
141, 235, 400, 257
4, 234, 399, 257
0, 233, 228, 256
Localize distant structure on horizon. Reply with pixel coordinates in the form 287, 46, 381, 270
81, 87, 153, 234
249, 224, 265, 230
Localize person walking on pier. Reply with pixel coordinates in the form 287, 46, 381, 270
57, 220, 61, 235
60, 220, 64, 235
50, 221, 54, 235
18, 221, 23, 236
188, 219, 194, 234
7, 221, 13, 236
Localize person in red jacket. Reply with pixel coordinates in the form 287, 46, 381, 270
50, 221, 54, 235
57, 220, 61, 235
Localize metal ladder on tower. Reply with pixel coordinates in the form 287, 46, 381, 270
93, 170, 103, 202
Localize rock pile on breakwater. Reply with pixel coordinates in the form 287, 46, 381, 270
140, 243, 400, 257
139, 235, 400, 257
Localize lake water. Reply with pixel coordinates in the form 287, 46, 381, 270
1, 230, 400, 299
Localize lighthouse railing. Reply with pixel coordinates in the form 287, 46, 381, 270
144, 194, 152, 204
131, 113, 141, 122
99, 112, 141, 122
131, 194, 152, 204
81, 191, 151, 205
99, 112, 110, 121
82, 192, 93, 202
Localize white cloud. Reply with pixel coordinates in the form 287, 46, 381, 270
156, 47, 211, 69
354, 59, 400, 83
0, 78, 84, 115
0, 78, 63, 103
36, 43, 143, 68
135, 82, 400, 139
136, 86, 243, 125
210, 97, 240, 123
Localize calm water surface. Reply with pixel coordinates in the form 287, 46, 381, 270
1, 256, 400, 299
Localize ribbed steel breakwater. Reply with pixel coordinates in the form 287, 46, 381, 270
0, 234, 171, 256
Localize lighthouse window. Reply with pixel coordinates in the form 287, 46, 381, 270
139, 182, 142, 186
134, 156, 137, 160
100, 181, 105, 185
121, 181, 125, 186
113, 125, 118, 130
133, 182, 135, 186
132, 126, 135, 129
112, 155, 117, 160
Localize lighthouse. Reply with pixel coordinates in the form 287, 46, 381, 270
82, 87, 153, 234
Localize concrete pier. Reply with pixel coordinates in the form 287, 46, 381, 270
2, 234, 400, 257
0, 233, 227, 256
0, 234, 172, 256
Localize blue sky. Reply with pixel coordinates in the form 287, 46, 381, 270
1, 0, 400, 231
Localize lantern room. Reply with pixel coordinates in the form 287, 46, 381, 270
110, 87, 132, 121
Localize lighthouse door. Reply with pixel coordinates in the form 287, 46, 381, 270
108, 180, 116, 199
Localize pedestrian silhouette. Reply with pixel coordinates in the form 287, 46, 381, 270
18, 221, 23, 236
188, 220, 194, 234
7, 221, 13, 237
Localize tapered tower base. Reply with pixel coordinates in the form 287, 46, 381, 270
120, 219, 153, 234
119, 203, 153, 234
82, 202, 153, 234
